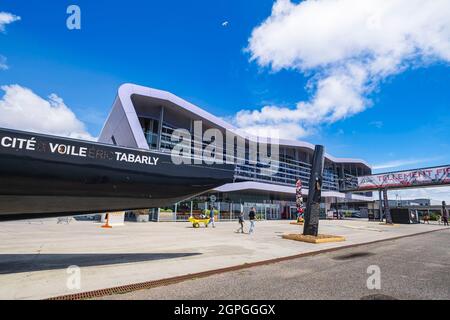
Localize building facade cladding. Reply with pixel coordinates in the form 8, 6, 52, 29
99, 84, 372, 203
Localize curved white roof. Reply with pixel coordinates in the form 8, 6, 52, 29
114, 83, 371, 169
213, 181, 373, 201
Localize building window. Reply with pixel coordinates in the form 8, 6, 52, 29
139, 117, 159, 149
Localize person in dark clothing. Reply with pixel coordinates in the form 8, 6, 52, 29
442, 201, 449, 226
248, 207, 256, 235
236, 211, 245, 234
208, 206, 216, 228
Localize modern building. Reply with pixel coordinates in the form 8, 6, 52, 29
99, 83, 373, 221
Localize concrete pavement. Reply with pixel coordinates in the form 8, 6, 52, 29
0, 218, 447, 299
105, 231, 450, 300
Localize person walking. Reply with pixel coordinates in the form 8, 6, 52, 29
442, 201, 449, 227
208, 206, 216, 228
248, 207, 256, 235
236, 210, 245, 234
423, 213, 430, 224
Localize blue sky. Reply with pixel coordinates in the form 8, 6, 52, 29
0, 0, 449, 181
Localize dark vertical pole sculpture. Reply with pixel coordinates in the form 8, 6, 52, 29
303, 145, 325, 237
383, 188, 393, 224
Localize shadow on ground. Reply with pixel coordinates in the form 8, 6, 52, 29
0, 253, 201, 274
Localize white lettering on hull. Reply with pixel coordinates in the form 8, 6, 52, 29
115, 152, 159, 165
49, 143, 87, 157
1, 136, 36, 151
0, 135, 159, 166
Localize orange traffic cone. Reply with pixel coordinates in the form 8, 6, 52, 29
102, 213, 113, 228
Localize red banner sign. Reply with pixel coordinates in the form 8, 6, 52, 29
357, 165, 450, 190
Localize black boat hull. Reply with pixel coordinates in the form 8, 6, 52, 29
0, 128, 235, 221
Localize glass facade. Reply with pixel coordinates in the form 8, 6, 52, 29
140, 116, 367, 193
137, 112, 371, 221
139, 118, 159, 150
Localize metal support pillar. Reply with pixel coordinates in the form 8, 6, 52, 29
383, 188, 393, 224
335, 197, 339, 220
157, 106, 165, 150
378, 189, 383, 222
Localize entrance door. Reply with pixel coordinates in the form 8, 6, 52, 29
266, 205, 281, 220
256, 204, 265, 220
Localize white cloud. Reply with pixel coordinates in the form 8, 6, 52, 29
235, 0, 450, 139
222, 21, 229, 27
0, 12, 20, 71
369, 121, 383, 129
236, 122, 308, 140
372, 159, 420, 171
372, 157, 442, 171
0, 12, 20, 32
0, 85, 95, 140
0, 55, 7, 70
